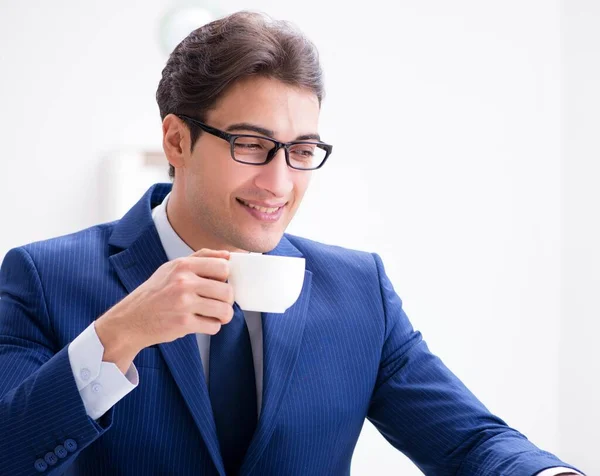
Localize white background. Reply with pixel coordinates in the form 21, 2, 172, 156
0, 0, 597, 473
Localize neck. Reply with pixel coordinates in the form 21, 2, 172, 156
166, 182, 246, 253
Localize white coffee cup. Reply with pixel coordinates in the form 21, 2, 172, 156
228, 252, 306, 313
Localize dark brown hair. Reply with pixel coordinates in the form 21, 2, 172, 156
156, 11, 325, 179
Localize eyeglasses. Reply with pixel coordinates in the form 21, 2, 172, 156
177, 114, 332, 170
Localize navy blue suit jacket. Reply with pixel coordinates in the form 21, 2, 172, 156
0, 183, 574, 475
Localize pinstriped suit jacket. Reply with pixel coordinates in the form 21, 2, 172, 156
0, 183, 573, 475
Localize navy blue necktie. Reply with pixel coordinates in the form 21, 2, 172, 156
209, 303, 257, 475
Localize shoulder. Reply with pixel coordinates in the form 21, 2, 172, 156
1, 221, 121, 304
284, 233, 380, 279
6, 221, 119, 270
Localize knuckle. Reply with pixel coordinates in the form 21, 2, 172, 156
174, 292, 192, 309
172, 257, 190, 272
171, 275, 189, 289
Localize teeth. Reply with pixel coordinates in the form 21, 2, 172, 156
240, 200, 280, 214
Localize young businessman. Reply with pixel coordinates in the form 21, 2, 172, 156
0, 11, 583, 476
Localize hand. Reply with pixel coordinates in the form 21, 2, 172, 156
95, 249, 235, 372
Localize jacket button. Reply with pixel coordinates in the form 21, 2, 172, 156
34, 458, 48, 472
44, 452, 58, 466
64, 439, 78, 453
54, 445, 68, 459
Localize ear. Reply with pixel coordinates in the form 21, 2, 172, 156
162, 114, 188, 171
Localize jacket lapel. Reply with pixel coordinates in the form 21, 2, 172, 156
239, 237, 313, 474
108, 183, 225, 476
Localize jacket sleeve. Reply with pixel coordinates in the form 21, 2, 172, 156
366, 253, 580, 476
0, 247, 114, 475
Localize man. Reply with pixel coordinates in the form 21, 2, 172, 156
0, 11, 583, 476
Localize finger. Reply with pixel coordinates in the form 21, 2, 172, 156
191, 315, 223, 336
195, 279, 235, 306
191, 296, 234, 324
182, 256, 230, 282
192, 248, 230, 260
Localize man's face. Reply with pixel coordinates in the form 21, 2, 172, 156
168, 76, 320, 253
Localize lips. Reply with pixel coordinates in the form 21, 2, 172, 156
236, 198, 286, 222
237, 198, 285, 214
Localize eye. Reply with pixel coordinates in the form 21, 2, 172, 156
235, 141, 263, 150
233, 137, 273, 154
290, 144, 316, 158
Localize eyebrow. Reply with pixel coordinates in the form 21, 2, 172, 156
226, 122, 321, 142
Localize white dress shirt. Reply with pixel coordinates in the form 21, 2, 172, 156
66, 194, 579, 476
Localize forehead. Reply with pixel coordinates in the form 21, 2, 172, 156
206, 76, 320, 137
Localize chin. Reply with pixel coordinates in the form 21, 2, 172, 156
240, 232, 284, 253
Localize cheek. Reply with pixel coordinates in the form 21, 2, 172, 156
194, 145, 242, 190
293, 174, 311, 199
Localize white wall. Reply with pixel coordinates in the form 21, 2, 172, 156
0, 0, 590, 473
560, 1, 600, 473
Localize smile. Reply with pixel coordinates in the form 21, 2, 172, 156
236, 198, 286, 222
237, 198, 283, 214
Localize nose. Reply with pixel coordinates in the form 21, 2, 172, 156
253, 147, 294, 197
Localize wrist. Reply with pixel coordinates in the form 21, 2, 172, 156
94, 314, 142, 374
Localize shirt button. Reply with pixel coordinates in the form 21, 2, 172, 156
80, 368, 91, 381
64, 439, 78, 453
44, 452, 58, 466
34, 458, 48, 472
92, 383, 103, 393
54, 445, 68, 459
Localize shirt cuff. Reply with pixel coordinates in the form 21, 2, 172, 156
68, 322, 139, 420
536, 467, 583, 476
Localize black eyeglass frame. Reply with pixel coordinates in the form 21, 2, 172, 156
177, 114, 332, 170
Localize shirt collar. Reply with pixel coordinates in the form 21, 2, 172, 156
152, 192, 194, 260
